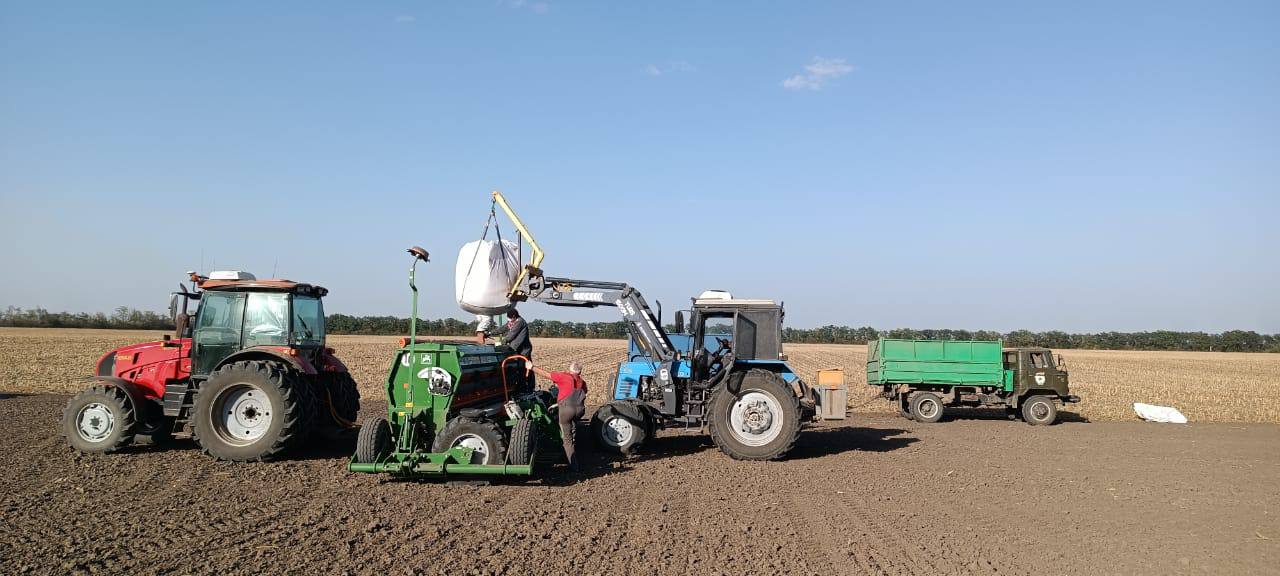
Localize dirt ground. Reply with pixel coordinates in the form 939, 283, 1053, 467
2, 393, 1276, 576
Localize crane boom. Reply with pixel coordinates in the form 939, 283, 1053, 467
489, 191, 681, 413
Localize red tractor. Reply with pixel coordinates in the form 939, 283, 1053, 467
61, 271, 359, 461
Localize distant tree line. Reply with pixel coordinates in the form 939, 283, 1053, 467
3, 306, 1277, 353
0, 306, 173, 330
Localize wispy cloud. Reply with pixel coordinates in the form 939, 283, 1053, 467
645, 60, 695, 76
781, 57, 854, 91
395, 15, 416, 23
507, 0, 549, 14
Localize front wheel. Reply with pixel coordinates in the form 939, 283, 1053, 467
62, 384, 137, 453
707, 369, 801, 461
1021, 395, 1058, 426
590, 404, 648, 455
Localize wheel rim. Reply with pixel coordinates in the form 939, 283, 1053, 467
76, 402, 114, 442
728, 391, 784, 447
600, 416, 635, 448
1030, 401, 1050, 421
452, 433, 491, 464
917, 398, 939, 419
212, 383, 274, 446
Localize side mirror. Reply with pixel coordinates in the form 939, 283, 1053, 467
674, 311, 685, 334
169, 294, 182, 324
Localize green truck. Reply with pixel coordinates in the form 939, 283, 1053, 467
867, 339, 1080, 425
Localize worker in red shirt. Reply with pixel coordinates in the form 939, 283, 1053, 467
527, 360, 587, 472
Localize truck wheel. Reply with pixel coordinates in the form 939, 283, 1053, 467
590, 404, 647, 455
62, 384, 137, 453
508, 418, 539, 466
192, 360, 309, 462
708, 369, 802, 461
354, 416, 392, 463
909, 392, 944, 423
1021, 395, 1058, 426
896, 396, 913, 420
431, 418, 507, 465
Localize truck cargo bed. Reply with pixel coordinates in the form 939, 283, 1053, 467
866, 339, 1007, 388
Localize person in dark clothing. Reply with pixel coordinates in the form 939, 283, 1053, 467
489, 307, 533, 388
490, 308, 532, 356
527, 360, 587, 472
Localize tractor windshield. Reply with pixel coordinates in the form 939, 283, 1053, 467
291, 295, 325, 346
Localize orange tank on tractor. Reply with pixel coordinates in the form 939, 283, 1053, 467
61, 271, 358, 461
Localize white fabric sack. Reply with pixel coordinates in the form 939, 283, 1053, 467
455, 239, 520, 315
1133, 402, 1188, 424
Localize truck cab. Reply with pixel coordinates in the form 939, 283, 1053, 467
1004, 347, 1072, 400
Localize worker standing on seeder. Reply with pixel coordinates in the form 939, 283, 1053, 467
526, 360, 588, 473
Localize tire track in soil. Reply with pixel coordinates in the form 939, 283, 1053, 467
822, 492, 1023, 576
782, 492, 851, 576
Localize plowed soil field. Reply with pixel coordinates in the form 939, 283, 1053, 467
1, 328, 1278, 575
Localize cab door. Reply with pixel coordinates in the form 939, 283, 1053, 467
192, 292, 245, 377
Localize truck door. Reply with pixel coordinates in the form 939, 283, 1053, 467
192, 292, 245, 377
1021, 350, 1052, 392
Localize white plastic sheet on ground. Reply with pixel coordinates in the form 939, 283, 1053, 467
1133, 402, 1188, 424
455, 239, 520, 315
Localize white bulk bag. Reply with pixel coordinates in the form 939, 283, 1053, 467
455, 239, 520, 315
1133, 402, 1188, 424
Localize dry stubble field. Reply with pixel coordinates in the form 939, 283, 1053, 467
2, 327, 1278, 422
2, 327, 1279, 575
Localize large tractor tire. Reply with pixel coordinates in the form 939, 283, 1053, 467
431, 418, 507, 465
1021, 395, 1058, 426
354, 416, 392, 464
314, 372, 360, 440
62, 384, 137, 454
590, 403, 648, 456
507, 418, 539, 466
192, 360, 310, 462
707, 369, 801, 461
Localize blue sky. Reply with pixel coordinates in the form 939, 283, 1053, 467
1, 1, 1276, 333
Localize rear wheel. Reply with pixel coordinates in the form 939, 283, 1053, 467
431, 418, 507, 465
708, 369, 801, 461
909, 392, 944, 423
354, 416, 392, 463
62, 384, 137, 453
192, 360, 309, 462
1021, 395, 1058, 426
590, 403, 648, 455
314, 372, 360, 441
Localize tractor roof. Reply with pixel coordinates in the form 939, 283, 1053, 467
199, 278, 328, 297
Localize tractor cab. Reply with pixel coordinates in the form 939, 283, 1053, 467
681, 291, 785, 382
172, 271, 331, 378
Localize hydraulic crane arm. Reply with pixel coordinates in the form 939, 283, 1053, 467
524, 276, 678, 363
489, 191, 681, 413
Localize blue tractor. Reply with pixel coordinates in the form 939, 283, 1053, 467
595, 290, 819, 459
490, 192, 818, 460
